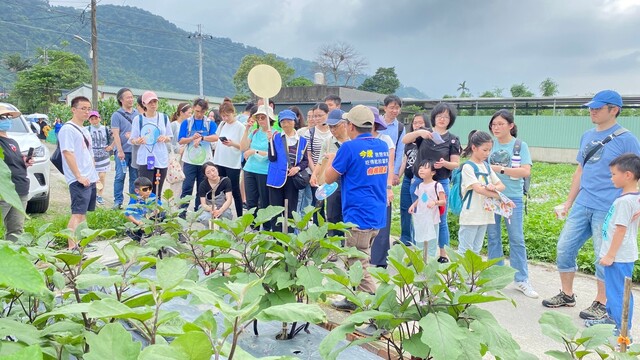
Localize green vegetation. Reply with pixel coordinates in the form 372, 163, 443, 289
358, 67, 401, 95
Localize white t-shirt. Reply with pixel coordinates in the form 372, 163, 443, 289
129, 113, 173, 168
600, 193, 640, 263
304, 126, 333, 166
212, 120, 246, 169
59, 122, 99, 185
414, 181, 443, 224
459, 161, 501, 225
377, 134, 395, 154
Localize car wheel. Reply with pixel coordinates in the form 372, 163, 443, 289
26, 192, 49, 214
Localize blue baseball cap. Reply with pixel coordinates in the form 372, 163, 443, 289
584, 90, 623, 108
326, 109, 345, 125
278, 109, 297, 122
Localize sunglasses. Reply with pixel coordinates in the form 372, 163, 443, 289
140, 186, 152, 192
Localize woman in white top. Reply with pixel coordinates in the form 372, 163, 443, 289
168, 102, 191, 200
212, 98, 246, 217
129, 91, 173, 198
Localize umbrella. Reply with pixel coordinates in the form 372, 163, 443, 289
25, 113, 49, 120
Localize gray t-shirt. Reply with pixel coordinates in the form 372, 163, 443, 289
600, 192, 640, 263
110, 108, 139, 153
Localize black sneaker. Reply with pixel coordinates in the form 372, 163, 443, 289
331, 298, 357, 312
355, 322, 389, 337
579, 301, 607, 320
437, 256, 449, 263
542, 290, 576, 308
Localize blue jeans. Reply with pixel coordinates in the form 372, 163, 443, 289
113, 151, 138, 205
487, 197, 529, 282
399, 175, 414, 245
458, 225, 487, 255
410, 177, 451, 249
556, 204, 606, 281
181, 163, 205, 212
297, 184, 312, 216
605, 262, 634, 331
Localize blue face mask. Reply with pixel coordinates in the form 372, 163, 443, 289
0, 119, 11, 132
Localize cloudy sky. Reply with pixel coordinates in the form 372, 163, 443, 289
52, 0, 640, 98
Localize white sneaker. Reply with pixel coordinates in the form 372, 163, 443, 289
514, 281, 539, 298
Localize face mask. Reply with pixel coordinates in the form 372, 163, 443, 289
0, 119, 11, 131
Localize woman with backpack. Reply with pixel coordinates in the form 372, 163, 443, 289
487, 109, 538, 298
402, 103, 461, 263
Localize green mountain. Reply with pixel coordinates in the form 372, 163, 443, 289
0, 0, 428, 99
0, 0, 317, 96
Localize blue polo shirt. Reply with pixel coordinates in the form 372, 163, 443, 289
124, 194, 162, 221
331, 133, 389, 230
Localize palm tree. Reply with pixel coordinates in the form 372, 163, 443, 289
457, 81, 470, 97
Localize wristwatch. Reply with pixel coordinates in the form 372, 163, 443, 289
500, 167, 505, 174
387, 185, 392, 189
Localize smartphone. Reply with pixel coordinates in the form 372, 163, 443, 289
26, 147, 34, 161
219, 136, 228, 142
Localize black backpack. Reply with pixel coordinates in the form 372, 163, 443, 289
50, 123, 90, 174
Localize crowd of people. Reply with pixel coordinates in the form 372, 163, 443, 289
1, 88, 639, 338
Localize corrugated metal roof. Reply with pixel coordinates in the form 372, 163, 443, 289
68, 84, 225, 104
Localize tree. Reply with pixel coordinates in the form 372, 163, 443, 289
315, 42, 367, 86
232, 54, 295, 97
479, 90, 496, 98
457, 81, 471, 97
510, 83, 534, 97
358, 67, 400, 94
3, 53, 30, 73
12, 49, 90, 113
539, 78, 559, 96
286, 76, 314, 87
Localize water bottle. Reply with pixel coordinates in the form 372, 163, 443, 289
510, 155, 520, 180
120, 159, 128, 174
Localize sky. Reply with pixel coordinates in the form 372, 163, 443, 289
50, 0, 640, 98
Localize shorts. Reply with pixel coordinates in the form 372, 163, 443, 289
69, 181, 97, 214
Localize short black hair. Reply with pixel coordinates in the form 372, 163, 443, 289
383, 94, 402, 107
324, 94, 341, 106
610, 153, 640, 180
134, 176, 152, 188
430, 102, 457, 130
71, 96, 90, 108
116, 87, 131, 107
416, 159, 436, 172
244, 102, 255, 112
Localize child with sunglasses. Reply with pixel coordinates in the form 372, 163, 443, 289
124, 176, 164, 242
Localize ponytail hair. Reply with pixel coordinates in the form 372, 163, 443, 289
219, 97, 236, 115
462, 130, 492, 157
171, 102, 191, 122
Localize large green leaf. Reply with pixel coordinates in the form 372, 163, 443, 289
466, 307, 520, 359
138, 344, 188, 359
87, 298, 154, 321
476, 264, 516, 291
84, 323, 141, 360
0, 246, 47, 295
319, 323, 356, 360
457, 293, 509, 305
254, 206, 284, 225
0, 157, 26, 217
419, 312, 470, 359
33, 303, 91, 326
191, 310, 217, 336
581, 324, 617, 349
344, 310, 396, 325
295, 266, 324, 290
255, 303, 326, 324
0, 319, 40, 345
539, 311, 578, 344
544, 349, 574, 360
403, 331, 430, 358
39, 320, 84, 338
157, 257, 191, 291
0, 344, 42, 360
170, 331, 213, 360
75, 274, 123, 289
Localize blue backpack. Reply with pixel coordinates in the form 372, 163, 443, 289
449, 160, 491, 215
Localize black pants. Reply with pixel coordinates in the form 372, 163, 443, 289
370, 204, 392, 266
325, 186, 344, 238
244, 171, 271, 231
268, 178, 299, 232
216, 165, 242, 217
137, 167, 168, 200
181, 163, 205, 212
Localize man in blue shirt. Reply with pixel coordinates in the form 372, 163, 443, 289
110, 88, 139, 209
542, 90, 640, 321
378, 95, 405, 188
325, 105, 389, 315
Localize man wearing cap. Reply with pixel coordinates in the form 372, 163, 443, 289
325, 105, 389, 317
542, 90, 640, 321
60, 96, 100, 249
311, 109, 349, 240
110, 88, 139, 209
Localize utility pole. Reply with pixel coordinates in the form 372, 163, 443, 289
90, 0, 98, 108
188, 24, 213, 98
